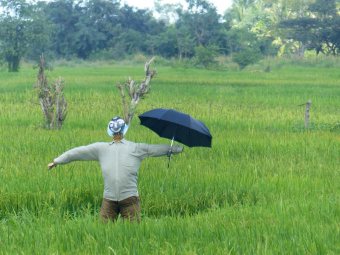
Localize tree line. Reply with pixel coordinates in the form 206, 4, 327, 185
0, 0, 339, 71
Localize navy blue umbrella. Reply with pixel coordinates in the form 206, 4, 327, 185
139, 108, 212, 148
139, 108, 212, 167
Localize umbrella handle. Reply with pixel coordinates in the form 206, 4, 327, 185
167, 136, 175, 168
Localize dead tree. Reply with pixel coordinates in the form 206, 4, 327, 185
116, 57, 156, 125
34, 55, 67, 129
54, 77, 67, 129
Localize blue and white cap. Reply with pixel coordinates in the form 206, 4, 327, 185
107, 116, 129, 137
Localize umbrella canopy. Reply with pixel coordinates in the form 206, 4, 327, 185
138, 108, 212, 147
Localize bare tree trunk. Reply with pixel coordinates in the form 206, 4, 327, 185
35, 55, 67, 129
116, 57, 156, 125
54, 77, 67, 129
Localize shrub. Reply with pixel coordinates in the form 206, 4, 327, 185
232, 48, 262, 69
194, 45, 219, 68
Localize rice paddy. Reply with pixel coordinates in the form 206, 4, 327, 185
0, 61, 339, 254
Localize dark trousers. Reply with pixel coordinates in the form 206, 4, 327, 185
100, 196, 141, 222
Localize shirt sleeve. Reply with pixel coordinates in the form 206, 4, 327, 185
54, 143, 100, 164
134, 143, 183, 160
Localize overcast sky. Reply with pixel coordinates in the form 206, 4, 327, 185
2, 0, 233, 16
123, 0, 233, 15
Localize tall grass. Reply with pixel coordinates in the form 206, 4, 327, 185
0, 62, 339, 254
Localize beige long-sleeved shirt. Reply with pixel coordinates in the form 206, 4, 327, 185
54, 139, 182, 201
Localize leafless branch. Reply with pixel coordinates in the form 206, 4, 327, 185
116, 57, 156, 125
34, 54, 67, 129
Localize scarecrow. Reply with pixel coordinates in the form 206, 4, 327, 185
48, 58, 212, 222
48, 116, 183, 222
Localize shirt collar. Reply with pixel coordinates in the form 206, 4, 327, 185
110, 138, 126, 145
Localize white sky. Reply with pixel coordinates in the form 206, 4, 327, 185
1, 0, 233, 17
123, 0, 233, 15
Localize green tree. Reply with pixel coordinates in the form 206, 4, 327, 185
42, 0, 80, 58
280, 0, 340, 55
176, 26, 195, 59
150, 26, 179, 58
0, 0, 51, 71
225, 0, 256, 25
154, 0, 181, 25
109, 5, 167, 57
25, 1, 53, 61
0, 16, 27, 71
224, 0, 317, 56
227, 27, 262, 68
176, 0, 225, 49
308, 0, 339, 55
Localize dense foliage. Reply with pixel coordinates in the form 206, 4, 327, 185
0, 0, 339, 71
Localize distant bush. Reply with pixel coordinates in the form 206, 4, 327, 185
31, 53, 340, 71
131, 53, 148, 64
271, 55, 340, 68
215, 55, 240, 71
89, 49, 115, 61
194, 45, 219, 68
232, 48, 262, 70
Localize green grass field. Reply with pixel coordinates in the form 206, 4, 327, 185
0, 61, 339, 254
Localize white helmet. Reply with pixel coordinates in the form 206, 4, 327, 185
107, 116, 129, 136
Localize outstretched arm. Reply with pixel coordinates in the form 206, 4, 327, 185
48, 143, 100, 170
135, 143, 183, 159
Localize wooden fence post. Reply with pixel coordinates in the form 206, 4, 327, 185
299, 99, 312, 129
305, 100, 312, 129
